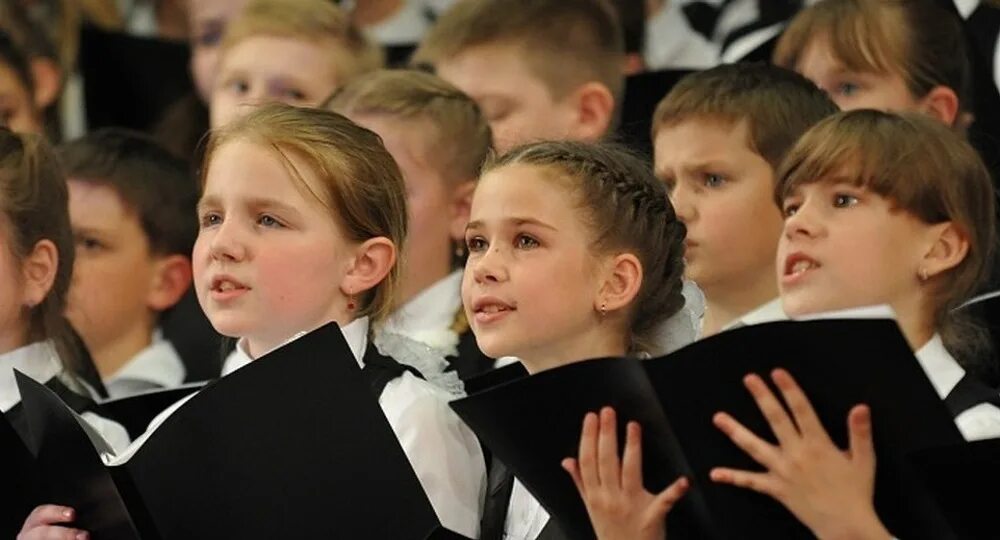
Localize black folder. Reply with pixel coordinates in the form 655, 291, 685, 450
451, 318, 966, 540
97, 383, 206, 440
18, 322, 470, 540
0, 408, 44, 539
908, 438, 1000, 540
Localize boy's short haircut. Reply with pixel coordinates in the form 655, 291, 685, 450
651, 63, 839, 170
222, 0, 384, 85
58, 128, 198, 258
325, 69, 493, 185
413, 0, 626, 103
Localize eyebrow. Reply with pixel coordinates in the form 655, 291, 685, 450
466, 217, 558, 232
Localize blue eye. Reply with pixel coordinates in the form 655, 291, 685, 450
200, 212, 222, 228
258, 214, 282, 228
515, 234, 539, 249
466, 236, 487, 253
704, 174, 725, 188
836, 82, 859, 97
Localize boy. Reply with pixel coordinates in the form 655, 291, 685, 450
326, 68, 494, 379
652, 63, 838, 336
412, 0, 624, 153
210, 0, 383, 128
59, 128, 198, 398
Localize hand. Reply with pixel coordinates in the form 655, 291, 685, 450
18, 505, 89, 540
562, 407, 689, 540
709, 369, 891, 540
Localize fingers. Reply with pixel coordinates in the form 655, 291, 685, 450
771, 369, 828, 442
17, 527, 88, 540
713, 411, 780, 469
651, 476, 689, 516
597, 407, 621, 489
847, 404, 875, 470
562, 457, 587, 498
20, 506, 74, 531
620, 421, 643, 493
577, 411, 600, 490
743, 373, 797, 446
709, 467, 778, 497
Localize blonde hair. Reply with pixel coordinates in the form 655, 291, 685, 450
202, 104, 408, 323
222, 0, 384, 87
773, 0, 971, 123
483, 141, 686, 354
413, 0, 625, 104
776, 110, 996, 360
325, 69, 493, 186
0, 128, 78, 366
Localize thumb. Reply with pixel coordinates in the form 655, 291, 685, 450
847, 404, 875, 470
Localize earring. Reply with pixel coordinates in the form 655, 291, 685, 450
919, 268, 929, 282
346, 289, 356, 311
599, 302, 607, 317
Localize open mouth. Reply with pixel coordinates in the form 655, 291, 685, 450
782, 253, 821, 283
472, 297, 516, 324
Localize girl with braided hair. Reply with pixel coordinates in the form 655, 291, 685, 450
462, 140, 692, 540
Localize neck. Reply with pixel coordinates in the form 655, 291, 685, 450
351, 0, 404, 27
0, 318, 29, 356
519, 322, 627, 375
399, 260, 453, 308
892, 294, 936, 352
245, 310, 356, 359
92, 321, 155, 379
701, 271, 778, 337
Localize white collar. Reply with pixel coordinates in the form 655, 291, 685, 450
224, 317, 370, 376
722, 297, 787, 331
0, 340, 63, 412
955, 0, 979, 19
914, 334, 966, 399
384, 270, 463, 336
105, 331, 186, 389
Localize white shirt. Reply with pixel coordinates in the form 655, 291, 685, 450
382, 270, 463, 355
644, 1, 721, 70
104, 331, 186, 399
0, 340, 130, 453
364, 0, 434, 45
914, 334, 1000, 441
504, 479, 551, 540
155, 317, 486, 538
697, 297, 787, 339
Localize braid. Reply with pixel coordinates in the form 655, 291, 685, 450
486, 141, 687, 353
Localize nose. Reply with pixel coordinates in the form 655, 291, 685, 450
783, 198, 824, 240
208, 218, 247, 262
470, 243, 509, 284
670, 183, 695, 224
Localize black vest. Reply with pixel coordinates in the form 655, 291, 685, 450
360, 344, 426, 399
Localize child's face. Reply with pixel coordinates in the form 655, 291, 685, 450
187, 0, 250, 102
435, 44, 582, 153
654, 119, 783, 297
193, 139, 356, 357
0, 61, 41, 134
351, 115, 463, 303
462, 164, 610, 369
210, 36, 340, 128
795, 35, 923, 113
777, 180, 933, 317
65, 181, 163, 359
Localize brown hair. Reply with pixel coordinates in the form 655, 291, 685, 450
222, 0, 384, 86
412, 0, 626, 104
652, 63, 838, 170
58, 128, 199, 258
0, 128, 77, 364
325, 69, 493, 186
202, 104, 407, 323
483, 141, 686, 354
776, 110, 996, 361
773, 0, 971, 123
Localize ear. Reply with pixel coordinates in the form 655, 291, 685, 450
596, 252, 643, 314
921, 222, 969, 280
340, 237, 396, 297
146, 254, 193, 311
29, 58, 62, 109
21, 239, 58, 308
568, 81, 615, 143
920, 85, 960, 127
448, 180, 476, 241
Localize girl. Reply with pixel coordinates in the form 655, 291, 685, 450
0, 127, 127, 448
326, 68, 494, 380
21, 104, 486, 539
570, 110, 1000, 539
462, 140, 692, 540
773, 0, 970, 129
711, 109, 1000, 539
